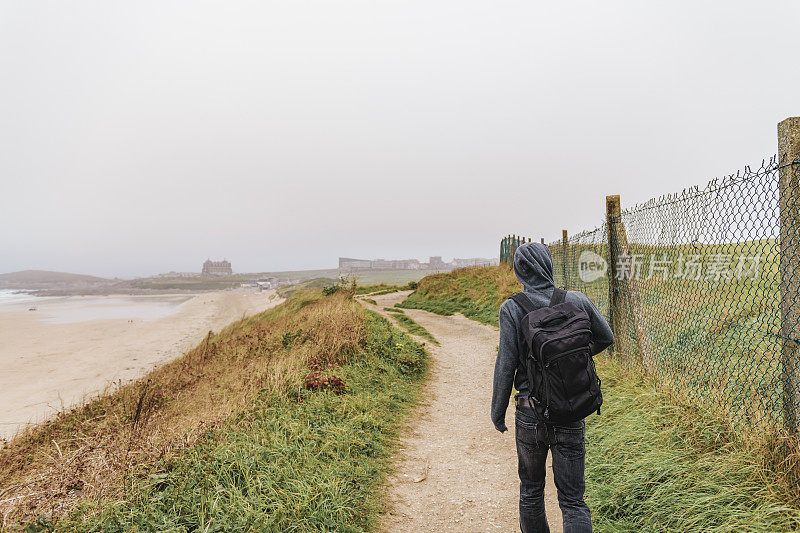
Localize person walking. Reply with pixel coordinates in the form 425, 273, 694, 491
491, 242, 614, 533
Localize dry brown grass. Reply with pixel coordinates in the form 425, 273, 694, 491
0, 289, 365, 527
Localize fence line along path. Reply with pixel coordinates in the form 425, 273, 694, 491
509, 117, 800, 449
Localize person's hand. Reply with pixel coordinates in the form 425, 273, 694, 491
494, 423, 508, 433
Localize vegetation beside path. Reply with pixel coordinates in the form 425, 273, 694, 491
589, 359, 800, 532
1, 286, 428, 531
383, 309, 438, 345
355, 281, 418, 296
400, 264, 800, 532
397, 265, 519, 326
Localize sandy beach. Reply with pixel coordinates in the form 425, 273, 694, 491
0, 289, 281, 441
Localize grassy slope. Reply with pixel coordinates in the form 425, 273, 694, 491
396, 265, 520, 326
589, 358, 800, 532
400, 265, 800, 532
279, 278, 416, 300
355, 282, 417, 296
345, 270, 430, 285
1, 289, 427, 531
276, 277, 340, 297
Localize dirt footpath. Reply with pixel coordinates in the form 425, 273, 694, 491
361, 291, 562, 532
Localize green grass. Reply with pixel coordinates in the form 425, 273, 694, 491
50, 311, 427, 532
383, 307, 404, 313
363, 298, 378, 305
396, 266, 519, 326
587, 357, 800, 532
389, 313, 438, 345
355, 281, 417, 296
276, 277, 340, 297
345, 271, 429, 285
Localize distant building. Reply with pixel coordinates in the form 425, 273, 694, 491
428, 256, 447, 269
452, 257, 497, 268
394, 259, 421, 270
202, 259, 232, 275
339, 257, 422, 271
339, 257, 373, 270
338, 255, 495, 272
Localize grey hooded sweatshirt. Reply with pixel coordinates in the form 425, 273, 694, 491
491, 242, 614, 432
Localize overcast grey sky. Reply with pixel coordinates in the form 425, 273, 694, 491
1, 1, 798, 277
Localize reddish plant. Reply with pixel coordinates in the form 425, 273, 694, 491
304, 372, 347, 394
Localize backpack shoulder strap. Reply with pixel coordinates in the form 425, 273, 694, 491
510, 292, 535, 315
549, 287, 567, 306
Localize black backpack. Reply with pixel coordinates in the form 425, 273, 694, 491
510, 288, 602, 424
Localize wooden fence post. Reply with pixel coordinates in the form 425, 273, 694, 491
606, 194, 656, 370
562, 229, 569, 290
606, 196, 623, 358
779, 116, 800, 433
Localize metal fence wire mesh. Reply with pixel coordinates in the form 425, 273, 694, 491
500, 235, 531, 264
607, 158, 787, 434
567, 227, 610, 322
507, 154, 800, 436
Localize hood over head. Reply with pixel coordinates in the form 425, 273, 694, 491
513, 242, 555, 292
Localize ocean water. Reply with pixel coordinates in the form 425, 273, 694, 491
0, 290, 191, 323
0, 289, 44, 304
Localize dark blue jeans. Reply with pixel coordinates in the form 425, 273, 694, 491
515, 406, 592, 533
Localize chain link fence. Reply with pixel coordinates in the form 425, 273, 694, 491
608, 158, 787, 435
549, 226, 610, 321
504, 118, 800, 438
500, 235, 533, 264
